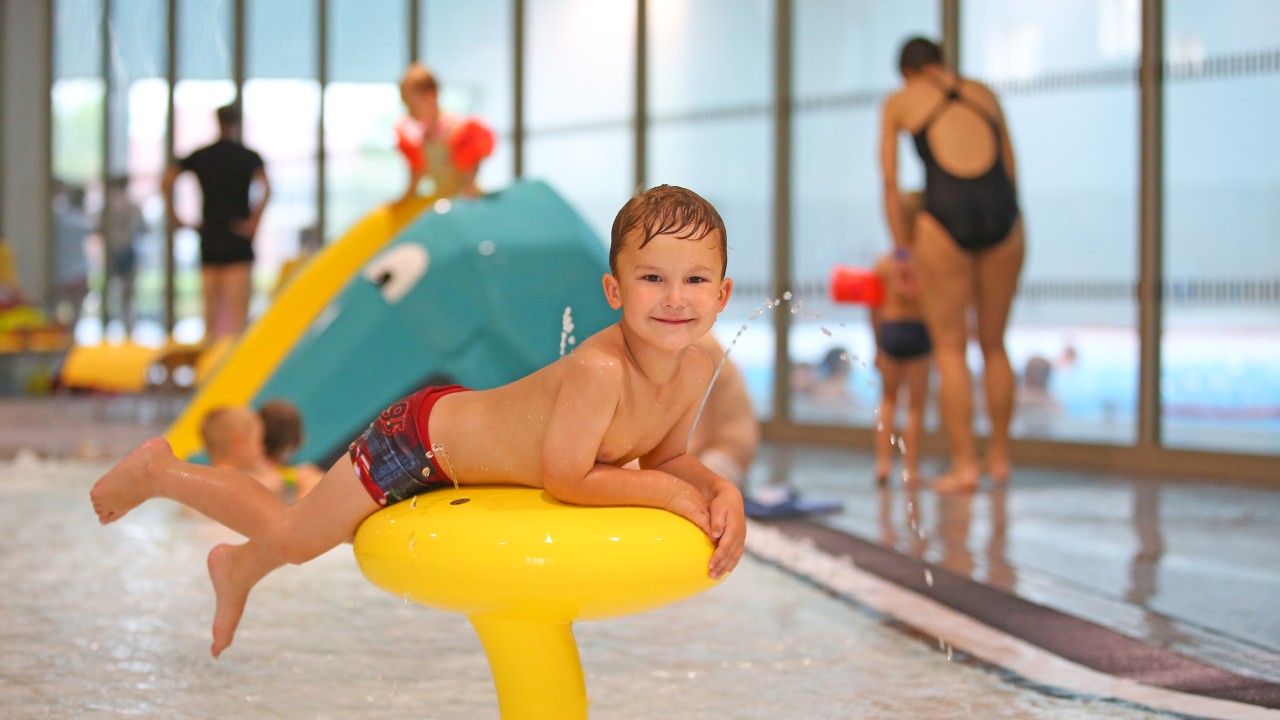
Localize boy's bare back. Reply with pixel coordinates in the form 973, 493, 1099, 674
430, 322, 713, 488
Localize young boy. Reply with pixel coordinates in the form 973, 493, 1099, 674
396, 63, 494, 202
873, 193, 933, 487
91, 184, 745, 659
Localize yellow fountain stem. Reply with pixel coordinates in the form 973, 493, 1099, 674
353, 486, 724, 719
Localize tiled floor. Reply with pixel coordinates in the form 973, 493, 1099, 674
746, 443, 1280, 687
2, 394, 1277, 713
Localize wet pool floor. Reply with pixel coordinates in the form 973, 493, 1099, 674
1, 456, 1179, 719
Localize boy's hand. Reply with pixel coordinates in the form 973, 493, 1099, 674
662, 481, 711, 536
707, 486, 745, 580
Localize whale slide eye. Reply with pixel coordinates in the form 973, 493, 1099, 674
362, 244, 430, 304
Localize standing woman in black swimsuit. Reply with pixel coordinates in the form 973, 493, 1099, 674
879, 37, 1024, 493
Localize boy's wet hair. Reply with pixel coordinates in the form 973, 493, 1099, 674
899, 37, 943, 74
259, 399, 304, 461
609, 184, 727, 277
400, 62, 439, 102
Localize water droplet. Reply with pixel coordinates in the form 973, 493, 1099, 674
924, 569, 933, 587
782, 291, 793, 300
408, 533, 416, 551
410, 497, 417, 509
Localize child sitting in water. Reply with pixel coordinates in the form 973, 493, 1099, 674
873, 192, 933, 487
258, 399, 322, 501
91, 184, 746, 659
201, 406, 281, 494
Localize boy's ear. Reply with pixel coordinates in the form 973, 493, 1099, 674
602, 273, 623, 310
716, 277, 733, 312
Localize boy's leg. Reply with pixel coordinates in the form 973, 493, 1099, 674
92, 438, 377, 564
903, 357, 932, 484
207, 539, 283, 658
875, 358, 901, 486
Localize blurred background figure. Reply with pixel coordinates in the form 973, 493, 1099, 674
871, 193, 932, 487
52, 182, 91, 331
200, 405, 280, 494
258, 399, 322, 501
688, 335, 760, 491
101, 176, 146, 336
396, 62, 495, 202
879, 37, 1024, 493
163, 103, 270, 342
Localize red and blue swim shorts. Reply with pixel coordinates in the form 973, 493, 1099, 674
348, 384, 470, 507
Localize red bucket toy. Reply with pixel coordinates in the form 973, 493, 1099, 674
830, 265, 884, 306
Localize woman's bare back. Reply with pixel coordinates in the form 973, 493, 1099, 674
889, 73, 1005, 179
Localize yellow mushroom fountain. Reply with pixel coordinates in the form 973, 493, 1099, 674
353, 485, 724, 719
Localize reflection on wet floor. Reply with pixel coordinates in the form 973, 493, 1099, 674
4, 456, 1173, 719
753, 443, 1280, 685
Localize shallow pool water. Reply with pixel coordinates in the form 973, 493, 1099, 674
0, 456, 1168, 719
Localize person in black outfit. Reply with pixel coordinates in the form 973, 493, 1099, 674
879, 37, 1025, 493
163, 104, 270, 341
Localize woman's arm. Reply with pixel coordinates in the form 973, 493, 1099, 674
879, 96, 908, 249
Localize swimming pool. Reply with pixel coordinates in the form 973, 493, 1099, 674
1, 455, 1181, 719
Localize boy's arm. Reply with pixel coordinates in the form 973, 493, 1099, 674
639, 374, 745, 579
539, 354, 705, 517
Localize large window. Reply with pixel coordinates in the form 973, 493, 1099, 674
51, 0, 104, 343
104, 0, 168, 345
525, 0, 635, 240
171, 0, 235, 342
423, 0, 515, 192
245, 0, 320, 309
649, 0, 775, 419
37, 0, 1279, 470
1162, 1, 1280, 454
790, 0, 940, 427
962, 0, 1141, 445
323, 0, 409, 240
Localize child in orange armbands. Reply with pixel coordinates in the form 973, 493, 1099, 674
397, 63, 495, 202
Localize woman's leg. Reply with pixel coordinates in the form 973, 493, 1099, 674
972, 219, 1025, 483
912, 213, 980, 492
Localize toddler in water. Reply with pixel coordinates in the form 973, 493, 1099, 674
873, 192, 933, 486
91, 184, 746, 658
201, 407, 281, 494
258, 399, 322, 501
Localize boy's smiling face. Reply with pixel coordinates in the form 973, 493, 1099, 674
603, 228, 732, 351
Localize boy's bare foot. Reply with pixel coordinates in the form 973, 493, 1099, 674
932, 468, 979, 494
985, 456, 1012, 484
208, 543, 253, 659
90, 438, 173, 524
